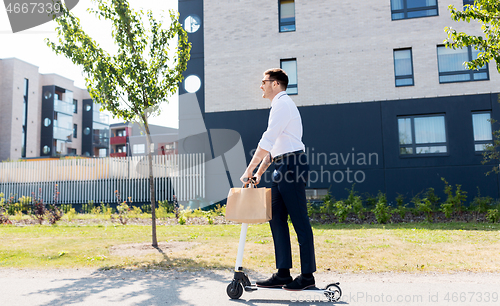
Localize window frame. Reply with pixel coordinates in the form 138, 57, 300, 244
472, 111, 493, 153
398, 114, 449, 157
280, 58, 298, 95
437, 45, 490, 84
393, 48, 415, 87
279, 0, 296, 33
391, 0, 439, 21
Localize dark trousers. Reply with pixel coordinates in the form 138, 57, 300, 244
269, 153, 316, 274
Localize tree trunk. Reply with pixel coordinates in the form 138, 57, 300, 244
143, 118, 157, 247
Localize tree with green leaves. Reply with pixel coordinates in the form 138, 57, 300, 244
46, 0, 191, 246
445, 0, 500, 71
444, 0, 500, 174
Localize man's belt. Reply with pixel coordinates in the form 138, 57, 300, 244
272, 150, 304, 163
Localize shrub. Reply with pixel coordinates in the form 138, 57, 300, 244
60, 204, 73, 214
65, 208, 76, 222
129, 206, 143, 218
351, 196, 365, 220
31, 189, 46, 225
204, 211, 214, 225
486, 209, 499, 223
363, 193, 378, 211
18, 196, 31, 213
441, 178, 467, 218
178, 214, 186, 225
416, 198, 433, 222
47, 204, 62, 225
0, 193, 10, 225
155, 206, 169, 219
393, 193, 409, 219
116, 202, 130, 225
345, 185, 365, 220
319, 192, 335, 214
373, 192, 391, 224
334, 200, 351, 223
211, 203, 225, 216
471, 187, 493, 213
424, 188, 440, 210
159, 200, 176, 214
83, 201, 95, 214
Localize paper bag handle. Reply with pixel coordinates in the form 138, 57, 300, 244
242, 177, 257, 188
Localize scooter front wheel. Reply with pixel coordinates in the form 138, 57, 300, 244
324, 283, 342, 302
226, 281, 243, 299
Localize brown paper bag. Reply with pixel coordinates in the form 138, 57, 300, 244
225, 186, 272, 223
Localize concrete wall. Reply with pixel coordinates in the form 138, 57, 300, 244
204, 0, 498, 112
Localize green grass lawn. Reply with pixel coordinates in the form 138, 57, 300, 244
1, 222, 499, 273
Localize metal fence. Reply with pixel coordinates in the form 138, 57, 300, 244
0, 154, 205, 205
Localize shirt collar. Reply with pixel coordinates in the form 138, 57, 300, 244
271, 91, 287, 107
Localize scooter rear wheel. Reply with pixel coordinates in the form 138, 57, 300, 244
226, 281, 243, 299
324, 283, 342, 302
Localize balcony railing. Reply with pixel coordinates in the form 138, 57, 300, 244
93, 110, 109, 124
54, 99, 74, 115
93, 135, 109, 148
110, 136, 127, 145
53, 126, 73, 141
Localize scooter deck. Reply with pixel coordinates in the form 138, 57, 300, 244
245, 285, 325, 292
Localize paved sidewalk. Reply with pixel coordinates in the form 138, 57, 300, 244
1, 269, 499, 306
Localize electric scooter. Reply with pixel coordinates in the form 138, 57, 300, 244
226, 222, 342, 302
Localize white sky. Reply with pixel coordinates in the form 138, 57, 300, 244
0, 0, 180, 128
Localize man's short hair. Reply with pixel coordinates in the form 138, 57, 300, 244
264, 68, 288, 90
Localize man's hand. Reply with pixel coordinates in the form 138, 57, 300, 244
240, 169, 254, 184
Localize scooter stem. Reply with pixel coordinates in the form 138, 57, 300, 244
235, 223, 249, 270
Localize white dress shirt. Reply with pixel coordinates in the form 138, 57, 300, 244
258, 91, 305, 158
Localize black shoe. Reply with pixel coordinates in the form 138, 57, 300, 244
283, 274, 315, 291
256, 273, 293, 288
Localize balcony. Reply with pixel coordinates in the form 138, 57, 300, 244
110, 152, 127, 158
110, 136, 127, 145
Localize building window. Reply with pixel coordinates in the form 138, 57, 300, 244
133, 144, 145, 154
116, 129, 127, 137
280, 59, 298, 95
394, 48, 414, 86
73, 124, 77, 139
398, 115, 447, 155
437, 46, 489, 83
463, 0, 475, 8
391, 0, 438, 20
306, 189, 329, 200
184, 15, 201, 33
73, 99, 78, 113
472, 112, 493, 151
117, 145, 127, 153
22, 78, 29, 158
279, 0, 295, 32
